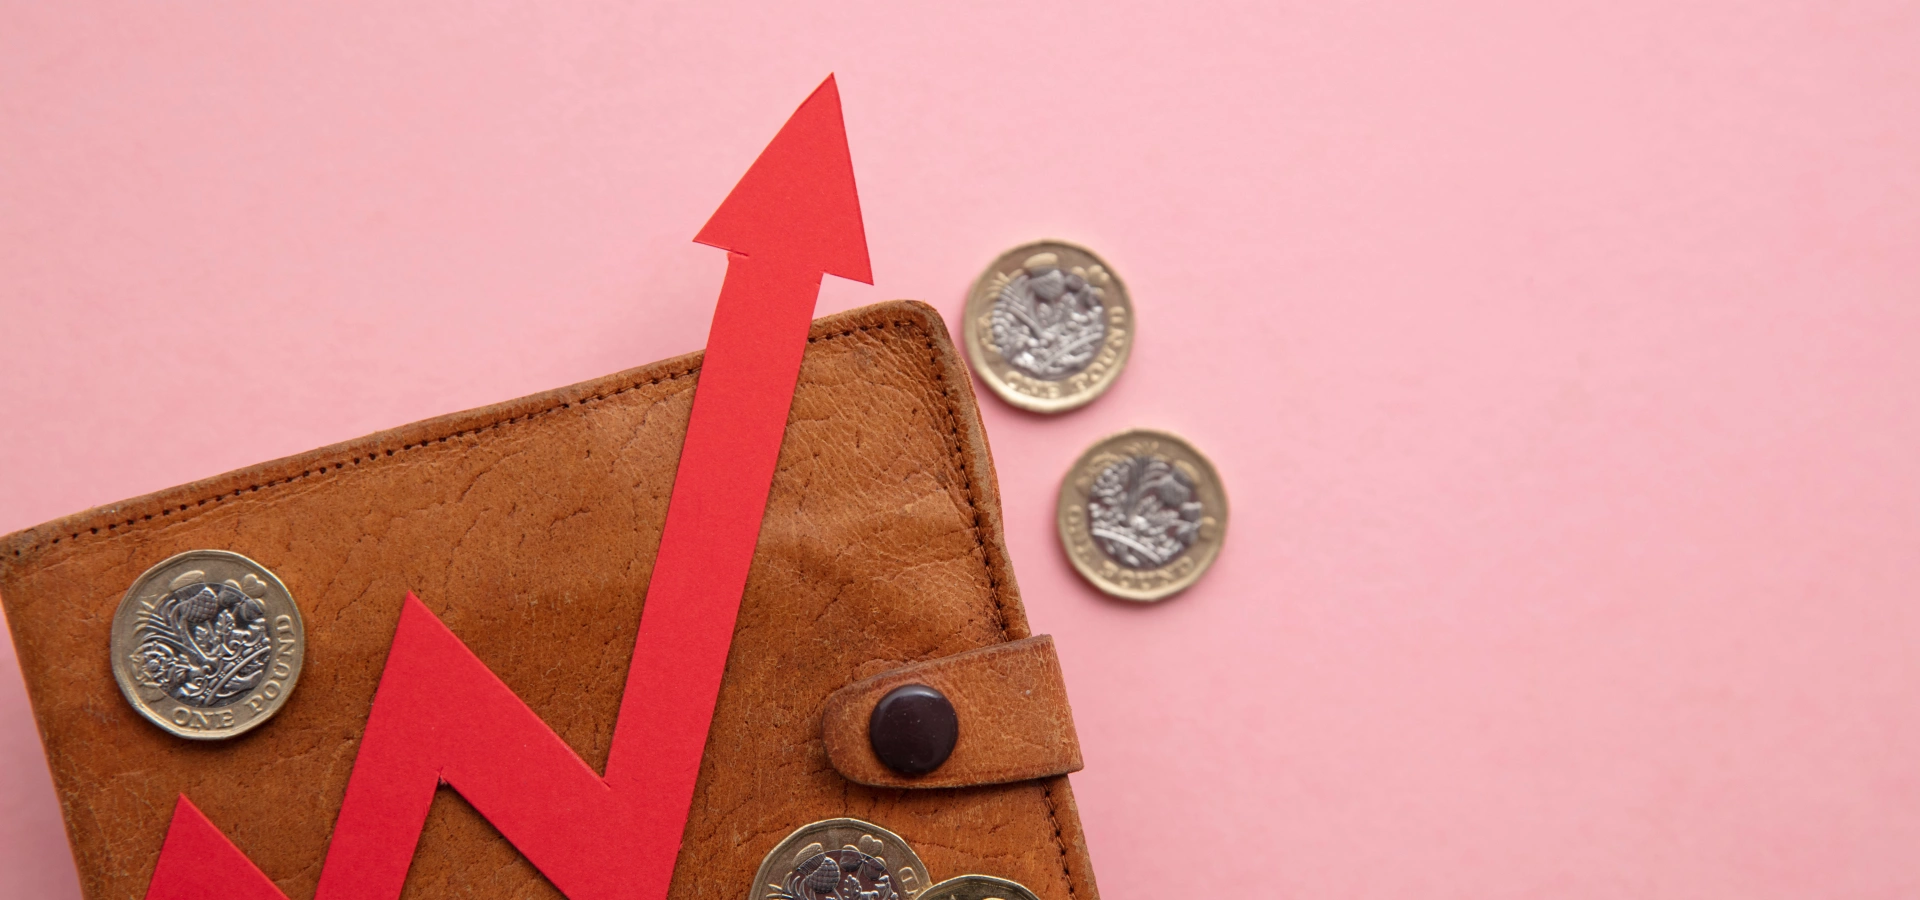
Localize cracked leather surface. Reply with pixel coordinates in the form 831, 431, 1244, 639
823, 636, 1083, 789
0, 301, 1099, 900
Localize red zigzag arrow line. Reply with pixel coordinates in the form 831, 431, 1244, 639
144, 75, 871, 900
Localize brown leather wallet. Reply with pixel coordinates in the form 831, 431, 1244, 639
0, 300, 1099, 900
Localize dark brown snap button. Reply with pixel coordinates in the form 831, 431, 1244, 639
869, 683, 959, 776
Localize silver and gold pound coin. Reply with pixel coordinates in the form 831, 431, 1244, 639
918, 876, 1044, 900
1058, 429, 1228, 601
964, 240, 1133, 413
753, 818, 933, 900
110, 549, 305, 739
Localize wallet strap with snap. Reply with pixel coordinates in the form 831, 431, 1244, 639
822, 635, 1083, 789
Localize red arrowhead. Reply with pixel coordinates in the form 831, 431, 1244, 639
143, 75, 869, 900
694, 74, 872, 284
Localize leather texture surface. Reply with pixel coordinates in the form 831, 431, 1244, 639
823, 636, 1083, 789
0, 301, 1099, 900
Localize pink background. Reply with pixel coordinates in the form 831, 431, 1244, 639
4, 2, 1919, 897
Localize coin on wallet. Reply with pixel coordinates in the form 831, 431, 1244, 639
1057, 429, 1228, 601
963, 240, 1134, 413
110, 549, 305, 740
752, 818, 933, 900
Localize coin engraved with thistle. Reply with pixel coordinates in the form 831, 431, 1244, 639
984, 252, 1110, 380
772, 835, 902, 900
130, 573, 274, 707
752, 818, 1047, 900
1057, 430, 1229, 602
964, 240, 1134, 413
110, 549, 305, 739
1088, 455, 1204, 569
753, 818, 930, 900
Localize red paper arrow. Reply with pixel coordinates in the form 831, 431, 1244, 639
145, 74, 870, 900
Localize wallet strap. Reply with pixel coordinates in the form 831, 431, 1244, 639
821, 636, 1083, 788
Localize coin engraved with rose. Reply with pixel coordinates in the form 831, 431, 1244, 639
984, 255, 1109, 381
964, 241, 1135, 413
1057, 430, 1229, 602
130, 576, 275, 707
1087, 455, 1204, 569
770, 837, 903, 900
111, 550, 306, 739
753, 818, 930, 900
